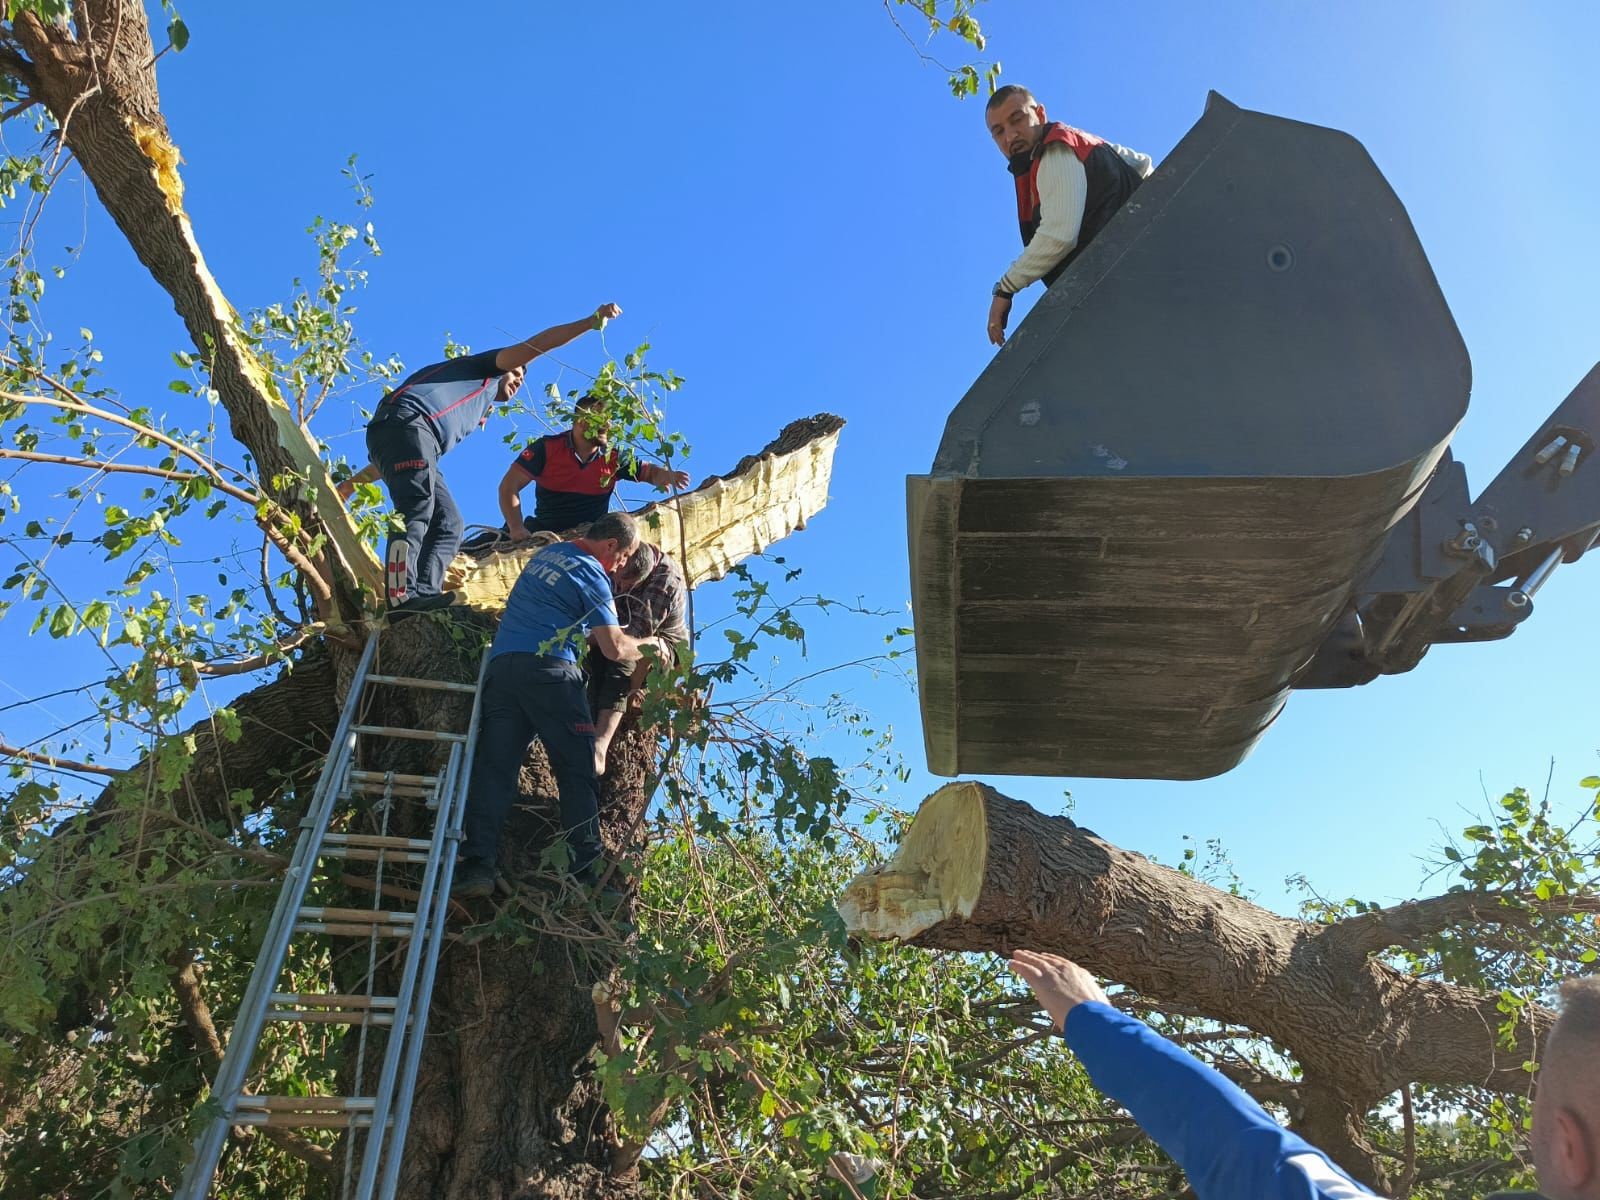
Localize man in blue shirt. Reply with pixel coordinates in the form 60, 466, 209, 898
1009, 949, 1592, 1199
454, 511, 663, 898
349, 302, 621, 611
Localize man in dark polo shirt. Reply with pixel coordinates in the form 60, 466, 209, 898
493, 392, 691, 541
454, 511, 665, 899
342, 302, 621, 611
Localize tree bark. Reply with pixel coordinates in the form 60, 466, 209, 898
5, 1, 381, 615
838, 781, 1555, 1193
335, 616, 651, 1200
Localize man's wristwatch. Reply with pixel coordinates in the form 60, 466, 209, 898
992, 281, 1013, 299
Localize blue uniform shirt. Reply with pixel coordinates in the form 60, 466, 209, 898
492, 542, 619, 663
1064, 1002, 1382, 1200
381, 348, 507, 454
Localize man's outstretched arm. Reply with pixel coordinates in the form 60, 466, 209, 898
494, 302, 623, 373
1009, 950, 1381, 1200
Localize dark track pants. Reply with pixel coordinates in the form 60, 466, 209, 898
461, 653, 601, 875
366, 414, 462, 603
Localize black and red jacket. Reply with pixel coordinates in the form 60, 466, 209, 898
511, 431, 640, 531
1012, 122, 1144, 287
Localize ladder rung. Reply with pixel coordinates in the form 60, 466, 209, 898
348, 770, 440, 788
237, 1094, 374, 1112
233, 1095, 382, 1130
267, 1009, 395, 1026
298, 906, 415, 924
324, 834, 433, 852
366, 673, 479, 695
238, 1112, 380, 1129
323, 847, 432, 864
342, 782, 438, 801
295, 922, 412, 938
269, 992, 397, 1009
352, 724, 468, 744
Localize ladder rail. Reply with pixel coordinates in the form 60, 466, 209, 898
177, 636, 380, 1200
375, 646, 492, 1199
351, 740, 462, 1198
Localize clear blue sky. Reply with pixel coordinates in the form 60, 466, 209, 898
3, 2, 1597, 914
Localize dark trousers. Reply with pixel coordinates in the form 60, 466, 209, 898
366, 415, 462, 601
461, 653, 601, 875
590, 654, 638, 714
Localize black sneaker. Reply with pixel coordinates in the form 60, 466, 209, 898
452, 857, 497, 899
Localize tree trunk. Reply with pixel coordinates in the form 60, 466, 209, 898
838, 781, 1556, 1193
5, 1, 381, 614
340, 617, 650, 1200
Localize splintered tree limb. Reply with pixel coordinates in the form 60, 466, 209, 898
447, 414, 846, 607
838, 781, 1554, 1190
6, 2, 380, 612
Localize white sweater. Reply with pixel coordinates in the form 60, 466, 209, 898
1000, 141, 1153, 294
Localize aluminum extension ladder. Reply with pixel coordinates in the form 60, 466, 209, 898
178, 637, 490, 1200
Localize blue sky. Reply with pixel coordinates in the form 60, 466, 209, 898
3, 1, 1597, 914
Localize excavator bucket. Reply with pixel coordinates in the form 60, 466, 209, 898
909, 93, 1472, 780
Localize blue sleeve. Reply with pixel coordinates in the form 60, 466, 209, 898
1063, 1003, 1378, 1200
578, 562, 618, 628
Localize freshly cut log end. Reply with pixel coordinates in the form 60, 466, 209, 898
447, 413, 844, 607
838, 782, 988, 940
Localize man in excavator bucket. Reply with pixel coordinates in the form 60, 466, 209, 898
985, 84, 1153, 345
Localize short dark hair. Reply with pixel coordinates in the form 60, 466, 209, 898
1557, 977, 1600, 1045
587, 510, 639, 551
574, 392, 605, 411
986, 84, 1037, 112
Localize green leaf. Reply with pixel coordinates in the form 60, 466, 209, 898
168, 16, 189, 50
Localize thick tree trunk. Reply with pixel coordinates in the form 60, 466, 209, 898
340, 617, 649, 1200
5, 1, 381, 613
838, 781, 1557, 1193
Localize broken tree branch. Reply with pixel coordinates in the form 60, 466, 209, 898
838, 781, 1555, 1191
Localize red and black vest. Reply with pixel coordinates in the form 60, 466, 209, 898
511, 432, 640, 530
1012, 123, 1144, 287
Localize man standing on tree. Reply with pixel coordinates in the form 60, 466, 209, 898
590, 539, 688, 775
454, 511, 665, 899
1008, 949, 1597, 1199
984, 85, 1152, 346
343, 303, 622, 612
487, 392, 690, 544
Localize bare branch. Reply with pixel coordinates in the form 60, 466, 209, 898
1328, 888, 1600, 959
1, 739, 121, 776
156, 623, 324, 679
0, 396, 335, 606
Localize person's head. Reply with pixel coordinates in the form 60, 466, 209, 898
571, 392, 611, 442
985, 84, 1049, 160
613, 538, 660, 593
498, 364, 526, 403
579, 510, 639, 573
1535, 977, 1600, 1199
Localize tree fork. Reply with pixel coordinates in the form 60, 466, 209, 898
837, 781, 1553, 1191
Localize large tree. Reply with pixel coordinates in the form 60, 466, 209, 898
1, 5, 1591, 1200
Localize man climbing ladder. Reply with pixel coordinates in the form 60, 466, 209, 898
346, 302, 622, 611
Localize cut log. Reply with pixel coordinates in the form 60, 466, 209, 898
446, 414, 844, 605
839, 781, 1553, 1190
